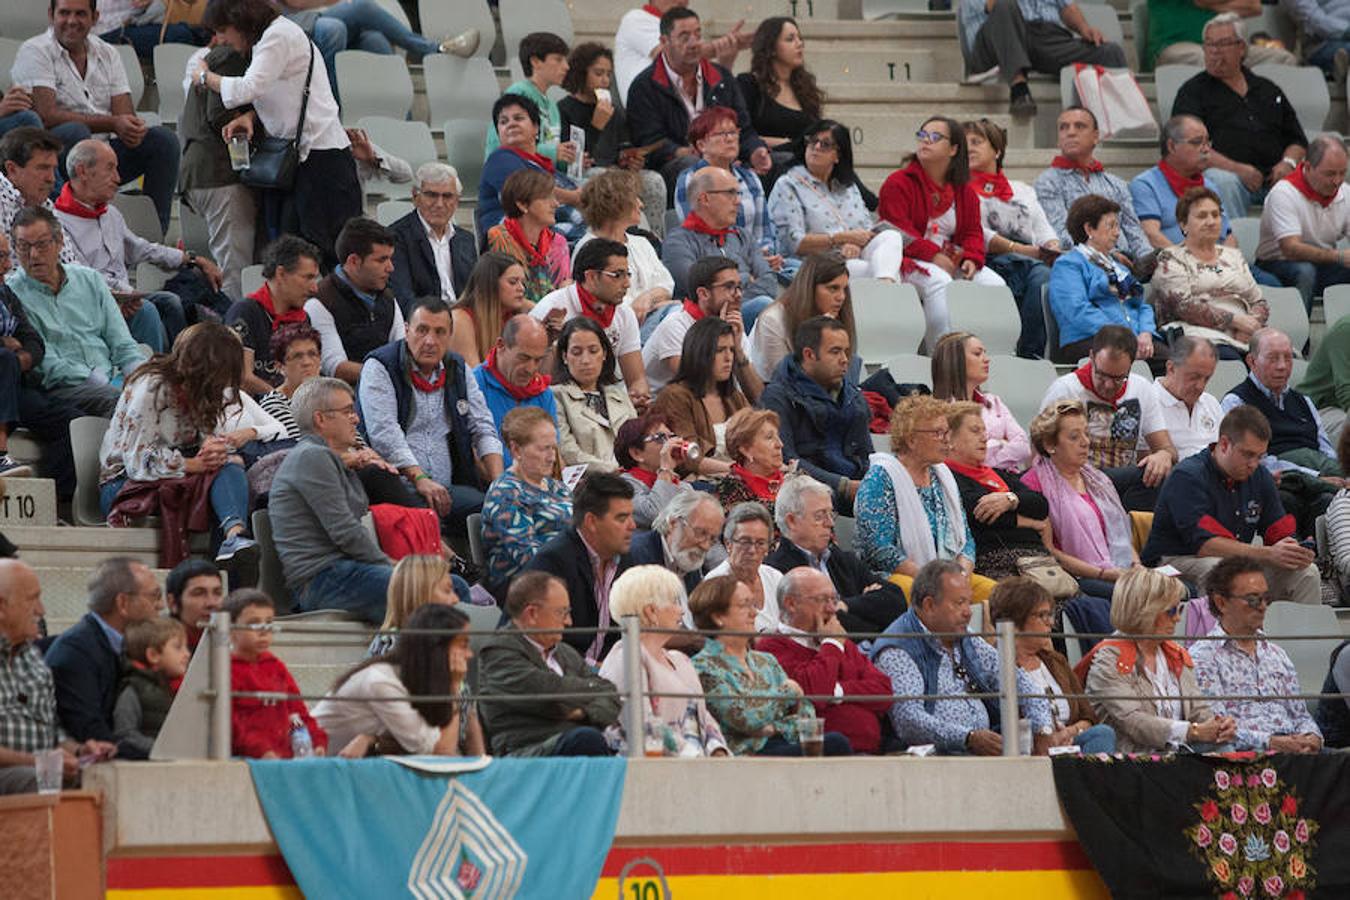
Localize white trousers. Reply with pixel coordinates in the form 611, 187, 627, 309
844, 229, 907, 282
903, 259, 1007, 351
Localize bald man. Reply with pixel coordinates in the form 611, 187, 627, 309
472, 314, 559, 466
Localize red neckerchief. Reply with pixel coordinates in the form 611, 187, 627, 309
682, 299, 707, 320
502, 216, 554, 268
730, 462, 782, 501
969, 170, 1013, 202
624, 465, 658, 488
1075, 361, 1126, 405
1285, 164, 1336, 209
409, 363, 446, 393
904, 159, 955, 216
249, 282, 308, 327
504, 145, 555, 174
1051, 155, 1104, 175
577, 284, 617, 329
681, 211, 736, 247
641, 3, 661, 14
484, 344, 550, 400
53, 182, 106, 219
1157, 159, 1204, 198
945, 458, 1010, 493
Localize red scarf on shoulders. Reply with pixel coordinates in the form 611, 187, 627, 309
904, 159, 955, 216
502, 216, 554, 269
577, 284, 617, 329
1051, 155, 1104, 175
682, 299, 707, 320
681, 211, 736, 247
249, 282, 308, 328
53, 183, 107, 218
504, 145, 555, 174
969, 170, 1013, 203
1285, 164, 1336, 208
944, 458, 1009, 493
641, 3, 662, 14
730, 462, 782, 502
624, 465, 658, 488
484, 344, 550, 400
1157, 160, 1204, 198
1075, 361, 1127, 405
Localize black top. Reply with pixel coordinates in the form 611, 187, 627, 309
558, 95, 626, 167
950, 467, 1051, 559
524, 528, 632, 660
224, 297, 287, 390
736, 73, 816, 142
1171, 67, 1307, 174
1228, 378, 1320, 457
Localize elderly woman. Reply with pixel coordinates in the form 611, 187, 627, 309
750, 252, 861, 382
552, 318, 636, 471
650, 317, 749, 478
768, 120, 903, 282
717, 408, 790, 519
598, 566, 731, 756
448, 253, 531, 368
1048, 194, 1160, 366
481, 407, 572, 593
478, 94, 584, 246
1078, 568, 1236, 753
575, 170, 675, 325
706, 502, 783, 631
485, 168, 572, 303
737, 17, 824, 151
368, 554, 464, 657
963, 118, 1060, 360
988, 578, 1116, 754
258, 323, 321, 440
931, 330, 1030, 470
690, 575, 851, 756
855, 394, 997, 604
1021, 401, 1139, 602
1153, 186, 1268, 360
615, 412, 696, 529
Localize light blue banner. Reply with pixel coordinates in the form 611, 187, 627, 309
248, 756, 627, 898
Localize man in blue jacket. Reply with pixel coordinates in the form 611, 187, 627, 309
758, 316, 871, 513
473, 315, 557, 468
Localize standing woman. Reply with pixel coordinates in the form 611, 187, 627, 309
552, 318, 637, 471
878, 116, 1006, 351
449, 253, 532, 368
651, 317, 750, 478
197, 0, 362, 271
736, 18, 824, 154
930, 331, 1031, 471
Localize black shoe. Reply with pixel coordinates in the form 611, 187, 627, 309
1010, 89, 1037, 117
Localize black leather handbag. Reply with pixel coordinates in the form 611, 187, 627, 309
238, 42, 313, 191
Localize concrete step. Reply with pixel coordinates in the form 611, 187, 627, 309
37, 565, 173, 636
8, 524, 161, 569
0, 477, 58, 528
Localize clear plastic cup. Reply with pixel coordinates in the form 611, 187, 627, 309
797, 715, 825, 757
227, 134, 250, 171
34, 748, 64, 794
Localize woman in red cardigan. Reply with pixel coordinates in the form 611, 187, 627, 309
878, 116, 1005, 351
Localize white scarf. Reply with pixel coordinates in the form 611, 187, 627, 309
870, 452, 966, 565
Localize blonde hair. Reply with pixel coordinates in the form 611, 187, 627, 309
609, 565, 686, 619
944, 400, 983, 433
381, 554, 452, 631
1028, 400, 1087, 457
1109, 567, 1186, 635
889, 394, 953, 454
725, 407, 779, 465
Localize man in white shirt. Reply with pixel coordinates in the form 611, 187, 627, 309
642, 254, 758, 394
1255, 134, 1350, 314
531, 238, 652, 411
14, 0, 181, 233
612, 0, 748, 104
1039, 324, 1178, 510
388, 162, 476, 315
1149, 335, 1223, 460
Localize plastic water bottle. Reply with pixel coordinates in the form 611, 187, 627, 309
289, 713, 314, 759
678, 701, 704, 757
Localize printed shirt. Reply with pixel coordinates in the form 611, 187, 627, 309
1040, 371, 1167, 470
1033, 166, 1152, 259
481, 470, 574, 588
767, 164, 874, 256
692, 637, 814, 756
1191, 624, 1320, 750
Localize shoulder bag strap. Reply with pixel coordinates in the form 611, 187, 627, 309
294, 41, 315, 142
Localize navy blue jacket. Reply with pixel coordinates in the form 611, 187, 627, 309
45, 612, 147, 759
524, 528, 632, 660
387, 211, 477, 317
627, 529, 701, 595
758, 355, 871, 494
625, 58, 765, 171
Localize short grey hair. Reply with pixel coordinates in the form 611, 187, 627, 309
722, 501, 773, 543
1160, 114, 1202, 158
653, 490, 720, 537
776, 566, 821, 611
774, 475, 833, 534
1247, 327, 1288, 360
1307, 134, 1349, 169
1202, 12, 1246, 43
911, 559, 965, 612
1169, 335, 1217, 366
687, 166, 724, 205
609, 564, 686, 619
66, 139, 107, 179
291, 377, 353, 435
413, 161, 461, 194
87, 557, 145, 615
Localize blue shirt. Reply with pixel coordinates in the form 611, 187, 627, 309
960, 0, 1071, 51
471, 363, 559, 468
92, 612, 124, 656
1033, 166, 1152, 259
1129, 165, 1232, 245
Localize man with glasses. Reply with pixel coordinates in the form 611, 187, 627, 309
1040, 324, 1178, 510
226, 235, 322, 397
1143, 405, 1323, 605
388, 163, 477, 314
1130, 114, 1251, 252
630, 490, 724, 598
473, 315, 558, 467
663, 166, 778, 311
642, 255, 758, 394
1173, 13, 1308, 213
758, 567, 894, 754
531, 238, 653, 413
1190, 556, 1323, 751
1147, 0, 1296, 69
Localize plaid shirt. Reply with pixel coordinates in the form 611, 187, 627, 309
0, 635, 62, 755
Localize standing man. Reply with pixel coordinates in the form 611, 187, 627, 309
388, 162, 477, 314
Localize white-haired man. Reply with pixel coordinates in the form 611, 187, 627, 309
388, 161, 477, 313
629, 491, 725, 597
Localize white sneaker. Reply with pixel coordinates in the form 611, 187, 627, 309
440, 29, 480, 58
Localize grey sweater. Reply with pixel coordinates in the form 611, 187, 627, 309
269, 434, 389, 590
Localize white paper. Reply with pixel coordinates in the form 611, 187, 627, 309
568, 125, 586, 181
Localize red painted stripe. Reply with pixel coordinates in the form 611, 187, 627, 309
599, 840, 1092, 877
107, 855, 295, 889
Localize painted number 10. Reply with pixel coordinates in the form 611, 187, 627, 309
628, 881, 661, 900
0, 494, 36, 519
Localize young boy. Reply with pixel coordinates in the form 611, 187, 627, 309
227, 589, 328, 759
114, 618, 192, 758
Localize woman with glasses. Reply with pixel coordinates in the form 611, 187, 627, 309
1078, 567, 1235, 753
485, 168, 573, 304
650, 318, 750, 478
749, 252, 861, 382
1152, 186, 1268, 361
716, 408, 791, 520
1049, 194, 1162, 368
575, 170, 675, 328
878, 116, 1006, 351
614, 412, 696, 529
962, 118, 1059, 359
855, 394, 997, 604
706, 502, 783, 632
552, 318, 636, 471
447, 253, 532, 369
767, 120, 902, 282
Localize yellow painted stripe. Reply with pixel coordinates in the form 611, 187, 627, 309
108, 888, 302, 900
593, 869, 1110, 899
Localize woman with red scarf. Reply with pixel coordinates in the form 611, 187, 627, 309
717, 408, 791, 520
485, 168, 573, 304
615, 412, 696, 530
877, 116, 1006, 352
962, 119, 1060, 360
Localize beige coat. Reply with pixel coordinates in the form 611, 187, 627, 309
1084, 641, 1213, 753
551, 381, 636, 471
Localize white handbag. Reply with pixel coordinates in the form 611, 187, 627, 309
1072, 63, 1159, 140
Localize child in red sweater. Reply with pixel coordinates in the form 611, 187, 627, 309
228, 589, 328, 758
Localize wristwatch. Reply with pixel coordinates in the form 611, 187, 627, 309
184, 251, 197, 266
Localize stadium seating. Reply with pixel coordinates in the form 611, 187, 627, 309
989, 356, 1058, 426
112, 193, 164, 243
945, 281, 1021, 356
153, 42, 199, 126
1154, 64, 1201, 121
418, 0, 496, 60
357, 116, 438, 198
376, 199, 415, 225
71, 417, 111, 528
1322, 284, 1350, 327
1230, 217, 1259, 264
852, 279, 925, 364
424, 55, 500, 125
1252, 64, 1330, 136
499, 0, 575, 69
335, 51, 414, 126
1261, 286, 1310, 357
883, 353, 932, 389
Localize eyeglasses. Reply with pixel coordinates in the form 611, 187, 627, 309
711, 280, 744, 294
708, 129, 739, 141
285, 348, 321, 362
800, 592, 841, 606
1030, 610, 1055, 624
806, 509, 835, 524
913, 428, 950, 439
704, 188, 740, 197
1203, 39, 1244, 50
807, 137, 838, 151
915, 129, 951, 145
322, 404, 358, 418
642, 431, 675, 444
729, 537, 769, 550
1093, 366, 1131, 386
14, 237, 54, 254
1176, 137, 1212, 148
731, 598, 760, 611
678, 517, 719, 544
598, 268, 632, 279
1164, 604, 1183, 618
1222, 592, 1272, 610
418, 189, 458, 203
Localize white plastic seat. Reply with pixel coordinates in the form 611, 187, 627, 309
883, 353, 932, 390
1321, 283, 1350, 327
153, 42, 199, 126
833, 515, 857, 553
1252, 64, 1330, 136
376, 199, 414, 225
424, 55, 499, 124
71, 417, 112, 527
112, 193, 163, 242
1263, 601, 1341, 696
0, 37, 21, 92
335, 51, 413, 126
1205, 358, 1250, 398
852, 279, 925, 364
988, 356, 1058, 427
356, 116, 438, 198
1154, 64, 1202, 121
252, 509, 292, 609
418, 0, 495, 60
1261, 285, 1310, 357
498, 0, 573, 71
242, 265, 264, 297
945, 281, 1021, 356
0, 6, 53, 41
442, 119, 487, 197
1230, 217, 1260, 264
466, 512, 486, 566
114, 43, 144, 108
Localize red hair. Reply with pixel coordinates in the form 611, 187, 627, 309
687, 106, 739, 147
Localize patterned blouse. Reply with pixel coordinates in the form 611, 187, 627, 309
485, 224, 573, 304
481, 470, 573, 588
767, 164, 875, 257
692, 636, 815, 755
1151, 243, 1268, 351
100, 374, 224, 484
854, 463, 976, 576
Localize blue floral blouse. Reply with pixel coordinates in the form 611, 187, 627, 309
854, 463, 976, 576
481, 470, 573, 588
692, 637, 815, 755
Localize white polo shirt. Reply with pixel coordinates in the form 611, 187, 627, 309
1148, 378, 1222, 461
12, 28, 130, 121
1256, 178, 1350, 260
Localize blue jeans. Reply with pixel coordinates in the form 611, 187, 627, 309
1073, 723, 1116, 755
1249, 262, 1282, 289
984, 252, 1051, 358
550, 726, 613, 756
1307, 40, 1350, 76
99, 23, 207, 59
1257, 258, 1350, 315
99, 461, 249, 533
296, 557, 392, 624
51, 122, 181, 233
0, 110, 42, 141
322, 0, 440, 56
126, 302, 166, 352
146, 291, 187, 349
